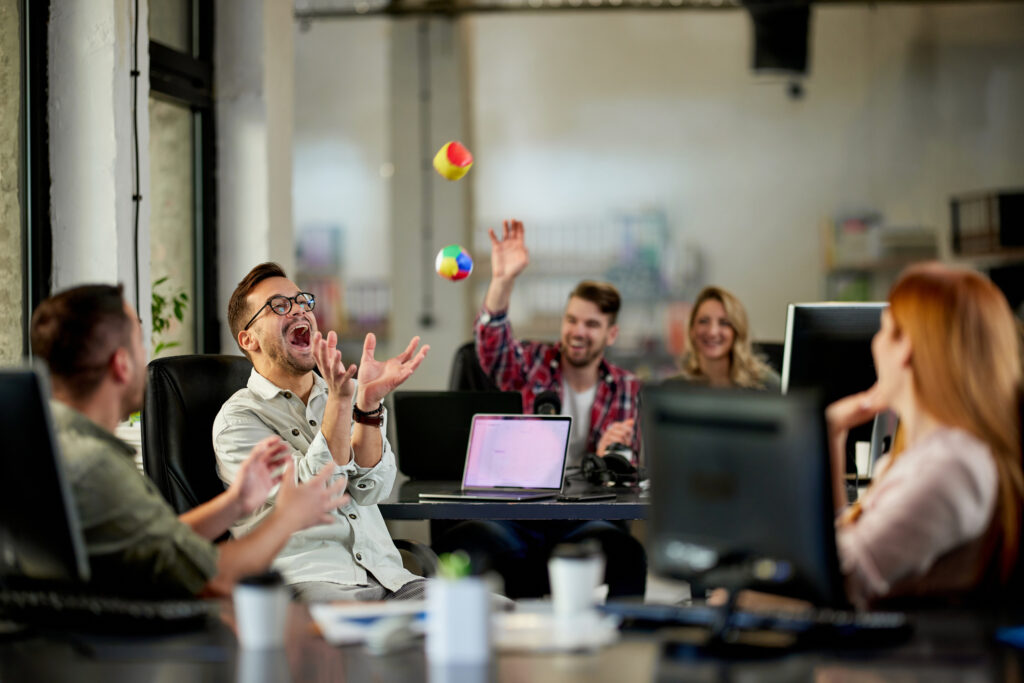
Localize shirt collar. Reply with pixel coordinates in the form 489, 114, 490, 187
49, 400, 137, 459
247, 368, 328, 401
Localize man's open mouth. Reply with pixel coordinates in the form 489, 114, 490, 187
287, 321, 312, 349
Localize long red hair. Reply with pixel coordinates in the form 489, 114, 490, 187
888, 263, 1024, 581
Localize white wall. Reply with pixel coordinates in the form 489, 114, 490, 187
216, 0, 295, 353
294, 18, 473, 389
467, 3, 1024, 341
49, 0, 151, 338
294, 19, 392, 284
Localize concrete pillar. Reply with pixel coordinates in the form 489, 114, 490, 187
390, 18, 472, 390
215, 0, 294, 353
48, 0, 151, 335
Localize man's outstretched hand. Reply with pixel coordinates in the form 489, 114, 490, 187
229, 435, 291, 515
489, 219, 529, 283
312, 330, 358, 400
356, 333, 429, 408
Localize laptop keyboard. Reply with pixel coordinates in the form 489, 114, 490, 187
0, 588, 218, 634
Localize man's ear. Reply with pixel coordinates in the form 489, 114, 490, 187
238, 329, 260, 356
607, 323, 619, 347
110, 347, 132, 384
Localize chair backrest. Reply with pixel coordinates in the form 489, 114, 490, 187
752, 341, 784, 374
448, 341, 499, 392
141, 354, 254, 514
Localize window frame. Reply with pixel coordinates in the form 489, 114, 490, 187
148, 0, 219, 353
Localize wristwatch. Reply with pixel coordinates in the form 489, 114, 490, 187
479, 308, 507, 325
352, 401, 384, 427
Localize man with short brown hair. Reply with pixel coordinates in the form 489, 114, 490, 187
214, 263, 430, 602
435, 219, 646, 600
31, 284, 347, 598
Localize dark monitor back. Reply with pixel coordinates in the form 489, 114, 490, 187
392, 391, 522, 480
0, 367, 90, 585
782, 303, 887, 473
644, 385, 844, 607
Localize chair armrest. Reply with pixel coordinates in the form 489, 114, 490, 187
393, 539, 439, 578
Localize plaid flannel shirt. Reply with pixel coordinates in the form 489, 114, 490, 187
475, 308, 641, 458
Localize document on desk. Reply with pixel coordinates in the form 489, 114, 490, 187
309, 601, 426, 645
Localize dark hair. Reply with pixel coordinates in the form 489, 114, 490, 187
228, 262, 288, 354
569, 280, 621, 324
30, 284, 132, 399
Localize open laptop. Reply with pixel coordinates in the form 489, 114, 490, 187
419, 414, 572, 501
392, 390, 522, 480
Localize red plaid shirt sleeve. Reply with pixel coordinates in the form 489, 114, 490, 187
588, 365, 642, 458
474, 308, 548, 401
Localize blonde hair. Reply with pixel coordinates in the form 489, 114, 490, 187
866, 263, 1024, 581
679, 286, 774, 389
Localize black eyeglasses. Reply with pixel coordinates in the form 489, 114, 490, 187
243, 292, 316, 330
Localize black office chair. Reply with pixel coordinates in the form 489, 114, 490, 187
752, 341, 784, 374
448, 341, 499, 391
141, 354, 437, 576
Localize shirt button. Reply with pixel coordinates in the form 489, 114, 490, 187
348, 513, 357, 520
283, 391, 292, 399
309, 419, 317, 426
291, 428, 300, 436
355, 553, 362, 561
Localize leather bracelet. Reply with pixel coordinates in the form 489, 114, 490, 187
352, 401, 384, 427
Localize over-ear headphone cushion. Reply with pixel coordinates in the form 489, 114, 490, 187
581, 453, 611, 485
581, 452, 638, 486
603, 453, 636, 477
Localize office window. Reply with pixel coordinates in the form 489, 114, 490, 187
149, 0, 190, 54
148, 97, 196, 355
148, 0, 217, 353
0, 0, 22, 362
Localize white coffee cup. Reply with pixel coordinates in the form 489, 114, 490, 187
855, 440, 871, 480
233, 571, 290, 650
426, 577, 491, 664
547, 541, 605, 619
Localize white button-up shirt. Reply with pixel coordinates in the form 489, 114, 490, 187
213, 369, 417, 591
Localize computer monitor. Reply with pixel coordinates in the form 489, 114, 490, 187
781, 303, 892, 474
643, 385, 845, 606
0, 367, 90, 586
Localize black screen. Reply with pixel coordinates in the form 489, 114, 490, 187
0, 367, 90, 585
644, 386, 843, 606
782, 303, 887, 474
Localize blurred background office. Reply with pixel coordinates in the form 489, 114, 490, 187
2, 0, 1023, 388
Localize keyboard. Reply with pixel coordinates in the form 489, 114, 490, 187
602, 601, 911, 647
0, 589, 219, 634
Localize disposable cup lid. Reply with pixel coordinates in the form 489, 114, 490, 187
238, 570, 285, 588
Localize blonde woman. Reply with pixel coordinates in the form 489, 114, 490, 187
828, 263, 1024, 607
676, 286, 779, 390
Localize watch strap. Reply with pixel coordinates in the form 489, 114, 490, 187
352, 401, 384, 427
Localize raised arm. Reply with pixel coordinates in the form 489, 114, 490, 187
826, 385, 884, 512
484, 218, 530, 314
312, 329, 359, 467
352, 332, 429, 469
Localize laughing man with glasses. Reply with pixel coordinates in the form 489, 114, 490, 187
213, 262, 432, 602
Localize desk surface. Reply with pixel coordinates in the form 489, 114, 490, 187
1, 602, 1021, 682
379, 478, 648, 520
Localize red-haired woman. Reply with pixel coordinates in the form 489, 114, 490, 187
828, 263, 1024, 607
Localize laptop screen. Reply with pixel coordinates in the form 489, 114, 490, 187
462, 414, 572, 490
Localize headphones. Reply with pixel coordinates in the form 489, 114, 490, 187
580, 448, 640, 487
